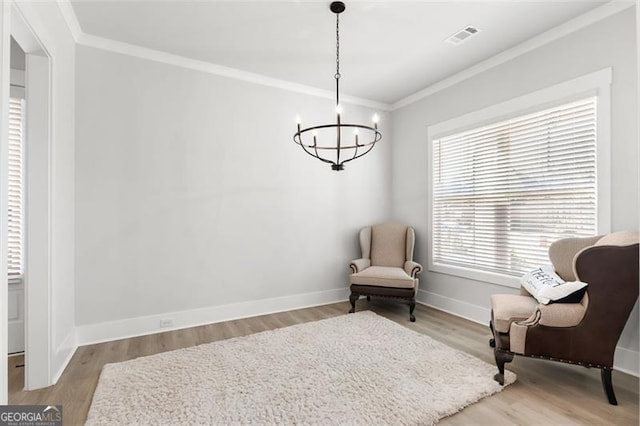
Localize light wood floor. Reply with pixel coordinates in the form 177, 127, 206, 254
8, 301, 640, 425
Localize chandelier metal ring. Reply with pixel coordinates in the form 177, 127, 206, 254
292, 1, 382, 171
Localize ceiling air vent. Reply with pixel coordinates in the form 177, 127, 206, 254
445, 26, 480, 45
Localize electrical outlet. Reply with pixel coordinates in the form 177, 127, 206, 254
159, 318, 174, 328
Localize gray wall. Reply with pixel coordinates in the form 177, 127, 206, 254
391, 8, 638, 370
74, 46, 391, 326
73, 5, 637, 371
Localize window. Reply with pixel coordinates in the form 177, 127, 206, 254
428, 69, 611, 287
8, 94, 24, 279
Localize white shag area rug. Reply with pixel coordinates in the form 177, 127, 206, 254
86, 311, 515, 425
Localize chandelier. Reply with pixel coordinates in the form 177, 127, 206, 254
293, 1, 382, 171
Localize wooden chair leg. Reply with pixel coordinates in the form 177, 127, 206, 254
409, 299, 416, 322
489, 320, 495, 348
493, 349, 513, 385
348, 292, 359, 314
601, 369, 618, 405
366, 295, 371, 301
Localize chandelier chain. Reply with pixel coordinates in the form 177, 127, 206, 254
292, 2, 382, 171
335, 14, 340, 80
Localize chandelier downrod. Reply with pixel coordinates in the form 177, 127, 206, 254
293, 1, 382, 171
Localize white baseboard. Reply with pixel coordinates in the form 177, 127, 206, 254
416, 289, 491, 325
52, 329, 78, 383
76, 288, 350, 346
613, 346, 640, 377
417, 289, 639, 377
68, 287, 639, 378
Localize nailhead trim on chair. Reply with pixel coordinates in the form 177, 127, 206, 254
498, 349, 610, 369
357, 292, 414, 301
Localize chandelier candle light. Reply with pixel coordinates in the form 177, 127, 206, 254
293, 1, 382, 171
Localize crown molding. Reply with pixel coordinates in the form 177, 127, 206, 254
391, 1, 635, 111
54, 1, 631, 115
56, 0, 80, 43
76, 32, 391, 111
55, 1, 390, 111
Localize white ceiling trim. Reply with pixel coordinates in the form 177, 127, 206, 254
54, 1, 631, 112
56, 0, 80, 43
391, 1, 634, 111
76, 32, 391, 111
55, 2, 391, 111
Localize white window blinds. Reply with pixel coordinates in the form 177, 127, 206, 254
432, 97, 597, 278
8, 96, 24, 278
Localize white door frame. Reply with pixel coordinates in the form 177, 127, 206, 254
23, 51, 52, 391
0, 1, 12, 404
1, 1, 53, 397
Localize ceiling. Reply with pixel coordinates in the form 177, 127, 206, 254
70, 1, 611, 105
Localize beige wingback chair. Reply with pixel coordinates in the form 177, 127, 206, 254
348, 223, 423, 322
489, 231, 639, 405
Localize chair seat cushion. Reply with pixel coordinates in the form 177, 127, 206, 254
350, 266, 415, 289
491, 294, 538, 333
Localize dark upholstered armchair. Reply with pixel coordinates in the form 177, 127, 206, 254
348, 223, 422, 322
489, 231, 639, 405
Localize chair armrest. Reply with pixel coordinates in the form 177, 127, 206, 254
526, 301, 587, 328
350, 258, 370, 274
404, 260, 423, 278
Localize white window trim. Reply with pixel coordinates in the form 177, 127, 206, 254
426, 68, 612, 288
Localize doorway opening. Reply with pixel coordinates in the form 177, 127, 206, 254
5, 3, 53, 395
8, 36, 25, 357
7, 36, 26, 394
